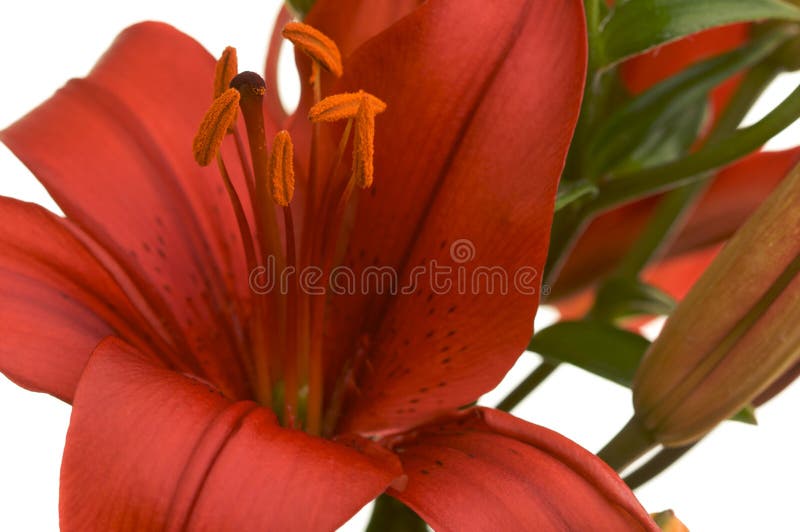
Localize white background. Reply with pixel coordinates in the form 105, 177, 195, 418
1, 1, 799, 530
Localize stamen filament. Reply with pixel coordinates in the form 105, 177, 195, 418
216, 153, 263, 393
305, 119, 358, 436
268, 130, 299, 425
233, 128, 256, 207
282, 206, 299, 426
307, 175, 358, 436
303, 60, 323, 264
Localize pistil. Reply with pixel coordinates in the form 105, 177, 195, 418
230, 71, 287, 405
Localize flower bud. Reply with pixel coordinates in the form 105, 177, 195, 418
632, 163, 800, 446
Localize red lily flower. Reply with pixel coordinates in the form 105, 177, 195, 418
0, 1, 656, 530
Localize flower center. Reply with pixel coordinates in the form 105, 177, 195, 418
192, 23, 386, 436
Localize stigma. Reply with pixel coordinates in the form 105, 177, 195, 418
191, 22, 386, 435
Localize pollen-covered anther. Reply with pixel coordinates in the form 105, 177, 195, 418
282, 22, 343, 78
214, 46, 238, 98
353, 99, 377, 188
308, 90, 386, 123
192, 88, 241, 166
269, 130, 295, 206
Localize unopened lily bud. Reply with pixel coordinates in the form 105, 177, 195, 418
632, 164, 800, 446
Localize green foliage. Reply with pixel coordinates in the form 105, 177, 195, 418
598, 0, 800, 67
529, 321, 650, 387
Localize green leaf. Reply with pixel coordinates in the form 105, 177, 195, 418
555, 180, 599, 211
285, 0, 315, 18
529, 321, 650, 386
592, 278, 677, 322
730, 404, 759, 425
614, 97, 710, 174
599, 0, 800, 67
587, 28, 792, 178
589, 78, 800, 213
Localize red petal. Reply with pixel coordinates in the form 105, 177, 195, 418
61, 338, 402, 531
388, 408, 657, 531
1, 22, 255, 397
264, 6, 294, 126
671, 147, 800, 254
642, 245, 721, 301
0, 197, 152, 401
330, 0, 586, 434
305, 0, 421, 61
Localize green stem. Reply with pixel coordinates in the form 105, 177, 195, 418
496, 361, 558, 412
544, 205, 590, 289
365, 494, 427, 532
592, 80, 800, 214
585, 0, 603, 72
614, 182, 705, 280
597, 417, 655, 472
623, 443, 696, 490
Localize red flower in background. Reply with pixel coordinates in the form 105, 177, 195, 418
553, 23, 800, 308
0, 0, 657, 529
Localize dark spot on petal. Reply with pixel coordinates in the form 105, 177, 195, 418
435, 460, 444, 467
420, 469, 430, 475
441, 357, 451, 364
